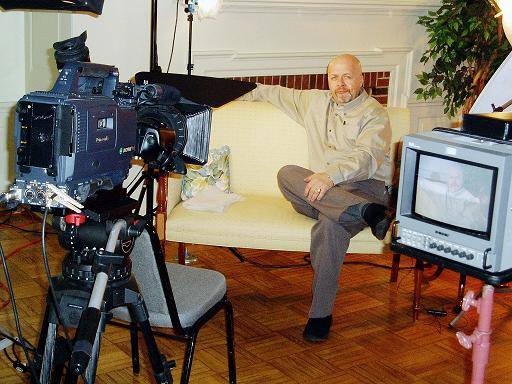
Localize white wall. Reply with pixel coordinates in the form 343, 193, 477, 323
0, 0, 452, 191
70, 0, 449, 121
0, 11, 25, 192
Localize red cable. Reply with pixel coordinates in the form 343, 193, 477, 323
5, 239, 42, 260
0, 282, 9, 310
0, 238, 43, 309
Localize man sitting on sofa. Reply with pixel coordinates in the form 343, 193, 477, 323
240, 53, 393, 342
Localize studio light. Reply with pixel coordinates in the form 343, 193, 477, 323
496, 0, 512, 44
0, 0, 104, 14
185, 0, 222, 19
184, 0, 222, 74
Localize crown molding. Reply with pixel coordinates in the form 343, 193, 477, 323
221, 0, 440, 16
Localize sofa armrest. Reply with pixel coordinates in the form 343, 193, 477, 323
167, 174, 183, 213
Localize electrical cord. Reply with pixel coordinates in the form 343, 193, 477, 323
0, 210, 13, 225
40, 208, 74, 350
4, 347, 17, 364
5, 239, 42, 261
0, 281, 11, 310
166, 0, 180, 73
0, 240, 41, 384
344, 260, 416, 270
229, 250, 416, 270
41, 208, 90, 384
243, 254, 311, 269
0, 221, 58, 235
0, 208, 57, 235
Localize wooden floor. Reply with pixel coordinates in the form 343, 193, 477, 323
1, 210, 512, 383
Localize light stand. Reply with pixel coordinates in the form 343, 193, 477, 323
186, 4, 194, 75
150, 0, 161, 72
149, 0, 199, 75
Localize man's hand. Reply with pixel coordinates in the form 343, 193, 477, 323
304, 173, 335, 202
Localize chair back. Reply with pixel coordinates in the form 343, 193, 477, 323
120, 227, 185, 331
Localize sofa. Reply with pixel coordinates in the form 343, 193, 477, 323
164, 100, 410, 258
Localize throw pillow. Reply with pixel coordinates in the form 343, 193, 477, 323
181, 145, 231, 200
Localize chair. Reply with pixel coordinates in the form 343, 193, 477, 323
111, 227, 236, 384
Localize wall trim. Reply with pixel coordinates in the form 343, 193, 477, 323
193, 47, 414, 107
0, 102, 15, 113
221, 0, 440, 15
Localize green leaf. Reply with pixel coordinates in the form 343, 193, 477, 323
415, 0, 510, 115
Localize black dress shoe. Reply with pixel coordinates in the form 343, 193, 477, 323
371, 213, 393, 240
303, 315, 332, 342
362, 203, 393, 240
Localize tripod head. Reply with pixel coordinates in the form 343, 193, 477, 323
54, 187, 147, 285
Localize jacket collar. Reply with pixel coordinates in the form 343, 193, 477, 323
330, 89, 368, 113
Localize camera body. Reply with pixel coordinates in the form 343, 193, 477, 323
5, 61, 211, 210
11, 62, 136, 207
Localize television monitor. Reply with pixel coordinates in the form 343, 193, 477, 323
395, 130, 512, 274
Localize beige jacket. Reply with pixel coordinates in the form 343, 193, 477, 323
241, 84, 392, 186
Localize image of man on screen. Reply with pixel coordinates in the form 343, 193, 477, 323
415, 158, 490, 232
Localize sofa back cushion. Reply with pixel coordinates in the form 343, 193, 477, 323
210, 100, 308, 197
210, 101, 410, 197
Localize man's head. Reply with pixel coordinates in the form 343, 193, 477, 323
447, 165, 464, 193
327, 54, 363, 105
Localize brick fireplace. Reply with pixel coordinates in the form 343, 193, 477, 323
227, 71, 390, 105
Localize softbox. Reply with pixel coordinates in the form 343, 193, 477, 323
0, 0, 104, 14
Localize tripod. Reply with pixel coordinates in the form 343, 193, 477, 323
33, 170, 175, 384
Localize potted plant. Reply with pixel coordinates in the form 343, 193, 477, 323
415, 0, 511, 117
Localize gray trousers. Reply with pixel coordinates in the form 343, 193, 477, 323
277, 165, 389, 318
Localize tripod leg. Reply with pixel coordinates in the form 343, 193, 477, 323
83, 314, 107, 384
40, 323, 57, 384
139, 319, 173, 384
128, 299, 173, 384
130, 322, 140, 374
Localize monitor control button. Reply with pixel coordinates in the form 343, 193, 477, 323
437, 245, 444, 251
466, 253, 474, 260
444, 247, 451, 253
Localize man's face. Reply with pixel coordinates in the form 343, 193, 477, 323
328, 57, 363, 104
447, 166, 464, 193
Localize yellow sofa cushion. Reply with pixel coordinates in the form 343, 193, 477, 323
167, 194, 389, 253
209, 101, 308, 197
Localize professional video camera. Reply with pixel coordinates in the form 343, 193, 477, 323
1, 60, 211, 211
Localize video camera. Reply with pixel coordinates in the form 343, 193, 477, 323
1, 61, 211, 211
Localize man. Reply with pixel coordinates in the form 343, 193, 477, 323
240, 54, 393, 341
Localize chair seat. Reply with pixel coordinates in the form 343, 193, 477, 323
111, 232, 227, 328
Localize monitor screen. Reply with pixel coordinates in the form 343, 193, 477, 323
413, 153, 496, 234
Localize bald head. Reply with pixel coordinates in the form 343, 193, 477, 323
327, 54, 364, 104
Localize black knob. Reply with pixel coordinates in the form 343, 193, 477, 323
451, 249, 459, 256
466, 253, 474, 260
437, 245, 444, 251
430, 243, 437, 249
444, 247, 451, 253
459, 251, 466, 258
